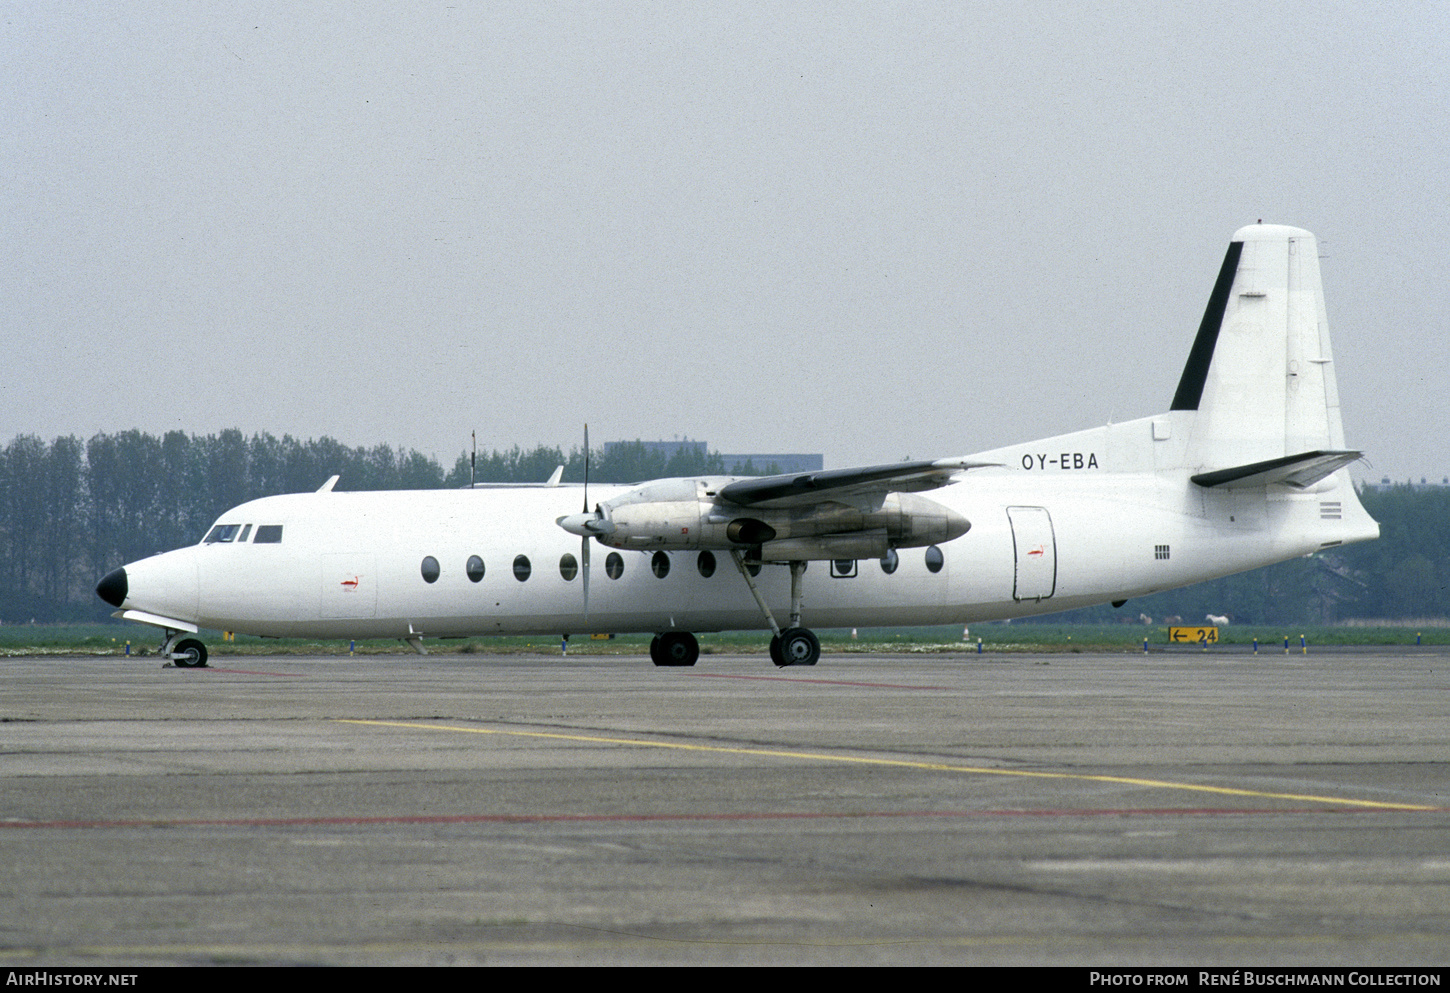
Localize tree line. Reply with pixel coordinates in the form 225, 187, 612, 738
0, 430, 1442, 625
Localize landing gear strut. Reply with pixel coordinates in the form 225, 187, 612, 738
650, 631, 699, 667
733, 553, 821, 667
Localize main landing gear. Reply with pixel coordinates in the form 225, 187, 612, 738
647, 555, 825, 668
769, 627, 820, 667
649, 631, 699, 667
733, 553, 822, 668
159, 630, 209, 668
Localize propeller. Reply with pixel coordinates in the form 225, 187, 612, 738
581, 424, 589, 622
554, 425, 614, 621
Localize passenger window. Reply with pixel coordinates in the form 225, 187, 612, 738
559, 553, 578, 581
513, 555, 531, 582
466, 555, 485, 582
651, 551, 670, 578
697, 551, 716, 578
421, 556, 440, 583
254, 525, 284, 544
605, 552, 624, 580
925, 545, 944, 574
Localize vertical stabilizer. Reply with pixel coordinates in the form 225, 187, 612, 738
1172, 224, 1346, 470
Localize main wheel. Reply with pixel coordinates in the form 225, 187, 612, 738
173, 638, 208, 668
777, 627, 819, 667
769, 634, 785, 667
654, 631, 699, 667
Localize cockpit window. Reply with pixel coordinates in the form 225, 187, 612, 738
237, 524, 252, 542
253, 525, 284, 543
204, 524, 241, 544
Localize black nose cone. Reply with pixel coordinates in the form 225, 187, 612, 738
96, 568, 128, 608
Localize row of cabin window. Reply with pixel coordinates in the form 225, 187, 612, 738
419, 545, 945, 584
204, 524, 284, 544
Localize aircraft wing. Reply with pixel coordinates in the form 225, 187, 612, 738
1190, 449, 1361, 489
717, 458, 994, 509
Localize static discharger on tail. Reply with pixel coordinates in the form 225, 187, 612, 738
96, 224, 1378, 668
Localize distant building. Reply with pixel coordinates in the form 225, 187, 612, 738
604, 439, 823, 475
719, 453, 823, 474
603, 439, 708, 459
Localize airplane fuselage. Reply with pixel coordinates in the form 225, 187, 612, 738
114, 413, 1373, 642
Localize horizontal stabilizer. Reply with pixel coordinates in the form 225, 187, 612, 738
719, 458, 995, 508
1190, 450, 1361, 490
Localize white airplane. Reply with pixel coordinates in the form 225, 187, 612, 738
96, 224, 1378, 668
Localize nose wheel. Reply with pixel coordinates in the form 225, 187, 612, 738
159, 631, 209, 668
173, 638, 209, 668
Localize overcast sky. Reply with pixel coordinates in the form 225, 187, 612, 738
5, 2, 1446, 483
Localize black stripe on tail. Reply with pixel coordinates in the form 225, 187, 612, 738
1170, 239, 1244, 411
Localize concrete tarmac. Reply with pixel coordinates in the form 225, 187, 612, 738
2, 647, 1447, 966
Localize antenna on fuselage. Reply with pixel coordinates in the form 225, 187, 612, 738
471, 430, 476, 489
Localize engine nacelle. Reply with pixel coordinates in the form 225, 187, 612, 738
595, 477, 726, 550
758, 531, 890, 562
883, 491, 972, 547
590, 478, 969, 557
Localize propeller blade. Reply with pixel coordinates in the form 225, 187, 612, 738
581, 534, 590, 622
582, 424, 590, 622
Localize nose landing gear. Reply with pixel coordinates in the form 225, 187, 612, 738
159, 631, 209, 668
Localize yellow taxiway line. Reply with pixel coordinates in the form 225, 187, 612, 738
337, 719, 1437, 812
